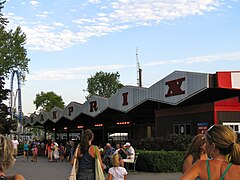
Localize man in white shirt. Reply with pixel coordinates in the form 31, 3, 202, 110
12, 136, 19, 158
122, 142, 135, 163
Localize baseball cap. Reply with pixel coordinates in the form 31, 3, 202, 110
124, 142, 131, 147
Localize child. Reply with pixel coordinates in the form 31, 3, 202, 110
53, 142, 60, 161
108, 154, 127, 180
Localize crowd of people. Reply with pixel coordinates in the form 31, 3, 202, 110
2, 124, 240, 180
8, 136, 76, 164
1, 130, 135, 180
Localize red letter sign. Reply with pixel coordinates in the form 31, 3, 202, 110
90, 101, 98, 112
122, 92, 128, 106
53, 111, 57, 119
68, 106, 73, 116
165, 77, 185, 97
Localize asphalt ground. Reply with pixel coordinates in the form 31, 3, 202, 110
6, 156, 181, 180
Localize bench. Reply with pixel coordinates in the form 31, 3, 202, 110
124, 152, 139, 172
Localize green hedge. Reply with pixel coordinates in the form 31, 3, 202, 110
132, 134, 192, 151
135, 150, 184, 172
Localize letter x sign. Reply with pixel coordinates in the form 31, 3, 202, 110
165, 77, 185, 97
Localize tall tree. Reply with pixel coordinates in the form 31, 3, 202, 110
0, 76, 17, 134
33, 91, 65, 112
85, 71, 124, 99
0, 0, 30, 80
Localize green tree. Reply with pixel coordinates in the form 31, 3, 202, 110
0, 76, 17, 134
33, 91, 65, 112
0, 0, 30, 80
85, 71, 124, 99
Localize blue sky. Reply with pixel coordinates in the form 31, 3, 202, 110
3, 0, 240, 115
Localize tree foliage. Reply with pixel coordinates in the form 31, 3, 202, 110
0, 76, 17, 134
33, 91, 65, 112
0, 0, 30, 80
86, 71, 124, 99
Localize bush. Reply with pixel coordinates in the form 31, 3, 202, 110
136, 150, 184, 172
133, 134, 192, 151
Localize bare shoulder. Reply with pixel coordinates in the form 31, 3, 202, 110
230, 164, 240, 172
89, 145, 97, 157
182, 154, 194, 173
7, 174, 25, 180
15, 174, 25, 180
223, 164, 240, 179
185, 154, 193, 162
89, 145, 98, 151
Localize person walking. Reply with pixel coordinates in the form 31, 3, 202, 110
59, 143, 65, 162
71, 129, 103, 180
65, 141, 72, 162
22, 141, 29, 161
45, 139, 54, 162
182, 134, 208, 174
107, 153, 127, 180
31, 144, 38, 162
0, 134, 25, 180
12, 136, 19, 159
181, 125, 240, 180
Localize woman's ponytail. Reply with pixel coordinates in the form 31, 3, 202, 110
231, 143, 240, 165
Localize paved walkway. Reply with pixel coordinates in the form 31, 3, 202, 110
6, 156, 181, 180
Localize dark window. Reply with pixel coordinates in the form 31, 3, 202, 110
235, 125, 239, 131
174, 125, 179, 134
186, 125, 191, 135
173, 124, 190, 135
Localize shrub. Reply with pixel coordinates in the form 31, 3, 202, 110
136, 150, 184, 172
133, 134, 192, 151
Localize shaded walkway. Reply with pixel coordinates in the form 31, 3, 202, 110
6, 156, 181, 180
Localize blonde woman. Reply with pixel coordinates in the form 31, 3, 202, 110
0, 134, 25, 180
181, 125, 240, 180
108, 154, 127, 180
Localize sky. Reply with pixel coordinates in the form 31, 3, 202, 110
2, 0, 240, 115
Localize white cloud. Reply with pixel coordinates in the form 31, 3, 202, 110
36, 11, 50, 18
73, 18, 96, 24
30, 1, 39, 6
144, 52, 240, 66
88, 0, 101, 4
6, 0, 229, 51
53, 22, 65, 27
28, 64, 135, 81
27, 52, 240, 81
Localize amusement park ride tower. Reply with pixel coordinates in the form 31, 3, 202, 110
9, 69, 23, 133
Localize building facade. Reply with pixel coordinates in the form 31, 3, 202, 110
25, 71, 240, 145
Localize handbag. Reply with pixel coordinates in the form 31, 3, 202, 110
94, 146, 105, 180
68, 145, 79, 180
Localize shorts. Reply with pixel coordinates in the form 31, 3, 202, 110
13, 148, 18, 156
77, 170, 94, 180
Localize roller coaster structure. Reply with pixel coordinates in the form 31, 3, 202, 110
9, 70, 22, 126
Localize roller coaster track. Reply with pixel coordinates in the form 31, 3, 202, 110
9, 70, 22, 126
